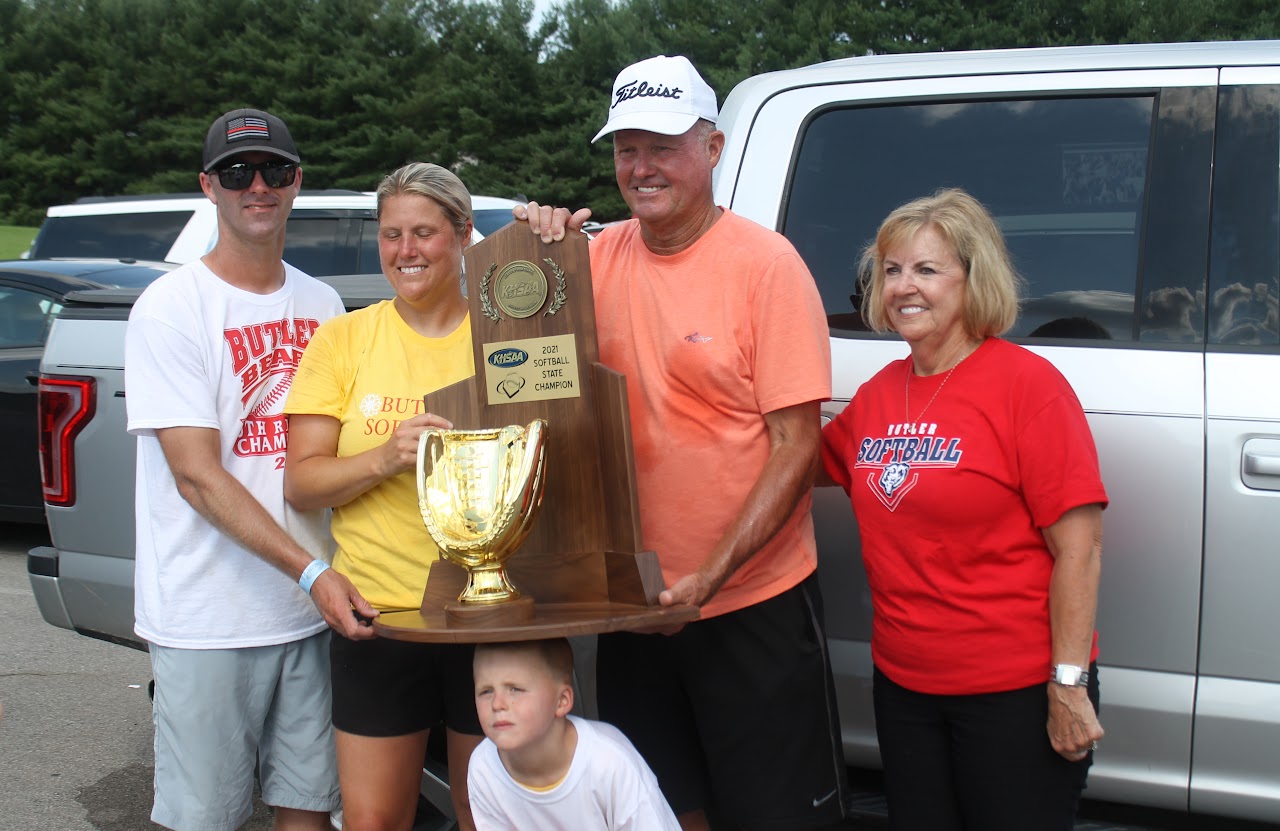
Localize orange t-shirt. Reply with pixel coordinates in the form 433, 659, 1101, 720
590, 210, 832, 618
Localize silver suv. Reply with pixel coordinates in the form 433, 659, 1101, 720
713, 39, 1280, 823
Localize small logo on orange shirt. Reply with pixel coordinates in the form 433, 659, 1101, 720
684, 331, 712, 343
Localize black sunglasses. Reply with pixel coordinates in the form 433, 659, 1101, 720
212, 160, 298, 191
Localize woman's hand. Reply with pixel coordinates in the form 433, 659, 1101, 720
1047, 683, 1105, 761
286, 411, 451, 511
375, 412, 453, 478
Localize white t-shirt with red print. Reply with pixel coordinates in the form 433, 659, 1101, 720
126, 260, 342, 648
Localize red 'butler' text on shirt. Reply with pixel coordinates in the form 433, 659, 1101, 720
223, 317, 322, 457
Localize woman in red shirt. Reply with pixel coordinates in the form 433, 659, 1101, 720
820, 188, 1107, 830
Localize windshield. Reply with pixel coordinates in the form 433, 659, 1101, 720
30, 212, 193, 261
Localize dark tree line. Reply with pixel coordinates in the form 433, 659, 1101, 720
1, 0, 1276, 225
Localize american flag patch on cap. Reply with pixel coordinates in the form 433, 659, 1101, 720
227, 116, 270, 142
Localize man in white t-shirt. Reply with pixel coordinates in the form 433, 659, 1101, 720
125, 108, 377, 831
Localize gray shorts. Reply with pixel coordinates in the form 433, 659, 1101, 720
149, 631, 340, 831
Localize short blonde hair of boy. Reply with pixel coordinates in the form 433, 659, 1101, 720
859, 188, 1023, 339
475, 638, 575, 686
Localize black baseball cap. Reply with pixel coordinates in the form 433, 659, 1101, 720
202, 108, 300, 172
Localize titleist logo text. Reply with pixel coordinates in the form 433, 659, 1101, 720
614, 79, 683, 108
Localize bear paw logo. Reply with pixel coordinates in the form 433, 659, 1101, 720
497, 374, 526, 399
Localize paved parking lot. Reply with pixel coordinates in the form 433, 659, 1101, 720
0, 524, 275, 831
8, 520, 1279, 831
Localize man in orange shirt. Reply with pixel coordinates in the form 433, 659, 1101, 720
520, 55, 847, 830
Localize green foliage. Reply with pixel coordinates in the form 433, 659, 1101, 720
1, 0, 1277, 226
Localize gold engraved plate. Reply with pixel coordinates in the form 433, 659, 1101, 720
493, 260, 548, 319
483, 333, 581, 404
417, 421, 548, 605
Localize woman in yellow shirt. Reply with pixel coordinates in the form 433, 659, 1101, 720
284, 162, 482, 831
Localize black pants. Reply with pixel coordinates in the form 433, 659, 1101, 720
873, 665, 1098, 831
597, 573, 848, 830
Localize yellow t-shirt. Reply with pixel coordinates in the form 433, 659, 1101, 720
285, 301, 475, 610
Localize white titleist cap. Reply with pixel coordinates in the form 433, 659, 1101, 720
592, 55, 719, 143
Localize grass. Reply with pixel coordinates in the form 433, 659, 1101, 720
0, 225, 39, 260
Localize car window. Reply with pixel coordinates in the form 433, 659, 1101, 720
283, 217, 352, 277
359, 218, 380, 276
30, 212, 192, 261
1208, 84, 1280, 349
473, 209, 515, 237
0, 286, 59, 347
783, 95, 1158, 341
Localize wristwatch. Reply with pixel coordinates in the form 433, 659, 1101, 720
1050, 663, 1090, 687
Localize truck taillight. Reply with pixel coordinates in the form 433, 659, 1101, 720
38, 375, 96, 507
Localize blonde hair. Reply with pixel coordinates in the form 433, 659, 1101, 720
859, 188, 1022, 338
376, 162, 472, 239
475, 638, 575, 686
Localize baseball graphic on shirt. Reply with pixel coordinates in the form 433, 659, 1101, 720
248, 369, 296, 417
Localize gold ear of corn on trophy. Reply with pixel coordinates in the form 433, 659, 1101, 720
372, 224, 699, 642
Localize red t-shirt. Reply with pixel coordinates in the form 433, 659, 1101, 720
591, 211, 832, 618
821, 337, 1107, 694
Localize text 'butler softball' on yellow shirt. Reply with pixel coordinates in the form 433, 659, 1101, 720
285, 301, 475, 610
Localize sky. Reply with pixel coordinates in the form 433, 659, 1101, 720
530, 0, 557, 28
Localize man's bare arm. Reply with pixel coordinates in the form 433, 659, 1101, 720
156, 426, 376, 638
659, 400, 822, 608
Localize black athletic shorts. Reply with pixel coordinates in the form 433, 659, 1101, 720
330, 634, 481, 737
596, 571, 848, 829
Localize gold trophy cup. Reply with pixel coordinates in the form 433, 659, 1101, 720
416, 420, 548, 626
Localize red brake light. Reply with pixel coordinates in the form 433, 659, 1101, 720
38, 375, 96, 507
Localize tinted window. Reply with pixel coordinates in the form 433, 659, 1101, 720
783, 96, 1156, 341
0, 286, 59, 347
359, 218, 381, 275
283, 217, 351, 277
31, 212, 192, 261
1208, 85, 1280, 349
474, 209, 514, 237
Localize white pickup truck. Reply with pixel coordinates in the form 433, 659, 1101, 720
29, 39, 1280, 826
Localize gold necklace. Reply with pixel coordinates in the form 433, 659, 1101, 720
904, 348, 975, 423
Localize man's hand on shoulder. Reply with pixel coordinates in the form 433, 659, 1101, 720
513, 201, 592, 243
309, 568, 379, 640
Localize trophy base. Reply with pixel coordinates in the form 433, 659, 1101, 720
374, 601, 699, 643
444, 596, 535, 627
371, 557, 698, 643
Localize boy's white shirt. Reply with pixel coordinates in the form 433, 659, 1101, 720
467, 715, 680, 830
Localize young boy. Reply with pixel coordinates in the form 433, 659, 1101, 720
468, 638, 680, 830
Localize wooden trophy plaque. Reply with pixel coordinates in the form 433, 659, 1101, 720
374, 223, 698, 642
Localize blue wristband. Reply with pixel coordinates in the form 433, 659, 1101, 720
298, 560, 330, 594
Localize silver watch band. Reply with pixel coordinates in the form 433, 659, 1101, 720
1050, 663, 1090, 687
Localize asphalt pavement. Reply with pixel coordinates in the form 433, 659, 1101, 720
6, 520, 1277, 831
0, 523, 273, 831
